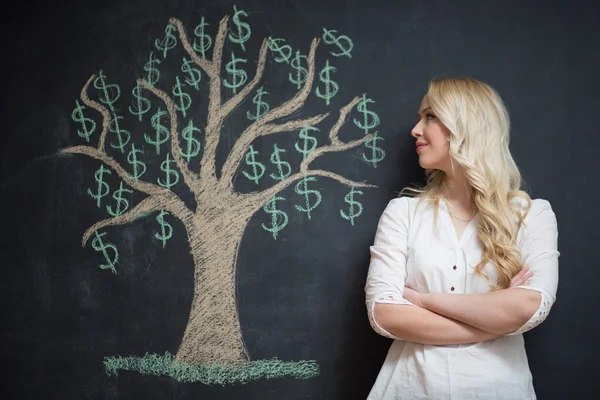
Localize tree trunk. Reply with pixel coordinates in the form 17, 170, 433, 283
174, 212, 251, 365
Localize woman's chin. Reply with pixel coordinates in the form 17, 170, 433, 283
418, 158, 431, 169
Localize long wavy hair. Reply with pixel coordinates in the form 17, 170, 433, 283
401, 77, 531, 290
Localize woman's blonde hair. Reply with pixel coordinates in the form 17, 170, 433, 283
401, 77, 531, 290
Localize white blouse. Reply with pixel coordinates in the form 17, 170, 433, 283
365, 195, 559, 400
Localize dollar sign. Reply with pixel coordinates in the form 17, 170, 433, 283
155, 23, 178, 59
363, 131, 386, 168
180, 120, 202, 162
294, 176, 322, 220
172, 76, 192, 118
354, 93, 380, 133
93, 70, 121, 113
71, 100, 96, 142
228, 5, 251, 51
267, 38, 292, 63
315, 60, 339, 106
143, 52, 161, 86
223, 52, 248, 94
87, 164, 111, 208
246, 86, 270, 121
127, 144, 146, 182
108, 114, 131, 154
294, 126, 319, 160
193, 17, 212, 59
155, 210, 173, 248
269, 143, 291, 181
106, 181, 133, 217
146, 108, 170, 155
242, 145, 265, 185
289, 51, 308, 89
128, 82, 151, 122
158, 153, 180, 190
340, 187, 364, 226
181, 57, 202, 90
262, 195, 289, 240
322, 28, 354, 58
91, 231, 119, 274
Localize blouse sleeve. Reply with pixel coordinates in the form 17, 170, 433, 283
506, 199, 560, 335
364, 197, 416, 340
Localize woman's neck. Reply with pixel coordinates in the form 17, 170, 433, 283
442, 172, 473, 209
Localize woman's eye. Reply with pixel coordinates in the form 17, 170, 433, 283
426, 113, 436, 120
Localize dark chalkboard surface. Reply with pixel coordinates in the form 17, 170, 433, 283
1, 0, 598, 398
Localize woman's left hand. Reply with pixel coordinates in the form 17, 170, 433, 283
403, 286, 426, 308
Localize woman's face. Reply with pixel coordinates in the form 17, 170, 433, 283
411, 95, 452, 173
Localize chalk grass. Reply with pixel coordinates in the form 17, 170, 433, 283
104, 351, 319, 385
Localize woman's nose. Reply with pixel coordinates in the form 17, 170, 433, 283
411, 122, 422, 138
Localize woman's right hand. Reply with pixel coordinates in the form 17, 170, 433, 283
509, 266, 533, 288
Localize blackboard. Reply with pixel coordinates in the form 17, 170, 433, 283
1, 0, 598, 399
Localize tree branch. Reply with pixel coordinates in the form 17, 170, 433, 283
260, 37, 320, 126
301, 96, 363, 166
139, 79, 201, 197
252, 168, 376, 210
220, 38, 269, 119
327, 96, 361, 143
217, 37, 321, 191
81, 193, 194, 246
247, 96, 376, 205
198, 15, 229, 186
80, 74, 111, 153
218, 113, 329, 191
60, 145, 191, 205
262, 113, 329, 136
169, 17, 216, 78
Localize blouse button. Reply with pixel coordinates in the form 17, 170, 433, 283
450, 286, 455, 291
453, 265, 457, 270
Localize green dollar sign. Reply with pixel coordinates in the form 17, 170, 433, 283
91, 231, 119, 274
181, 57, 202, 90
155, 210, 173, 248
242, 145, 265, 185
146, 108, 170, 155
93, 70, 121, 113
269, 143, 291, 181
155, 23, 178, 59
128, 82, 151, 122
87, 164, 111, 208
108, 114, 131, 154
158, 153, 180, 190
246, 86, 270, 121
315, 60, 339, 106
322, 28, 354, 58
106, 181, 133, 217
294, 176, 322, 220
71, 100, 96, 142
172, 76, 192, 117
193, 17, 212, 59
363, 131, 386, 168
294, 126, 319, 160
340, 187, 364, 226
127, 144, 146, 182
228, 5, 251, 51
143, 52, 161, 86
180, 120, 202, 162
223, 52, 248, 94
262, 195, 289, 240
267, 38, 292, 63
289, 50, 308, 89
354, 93, 380, 133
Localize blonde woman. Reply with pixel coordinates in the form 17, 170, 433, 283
364, 78, 559, 399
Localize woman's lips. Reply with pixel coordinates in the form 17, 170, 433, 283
416, 144, 427, 152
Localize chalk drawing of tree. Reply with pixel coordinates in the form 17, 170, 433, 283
62, 7, 385, 385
